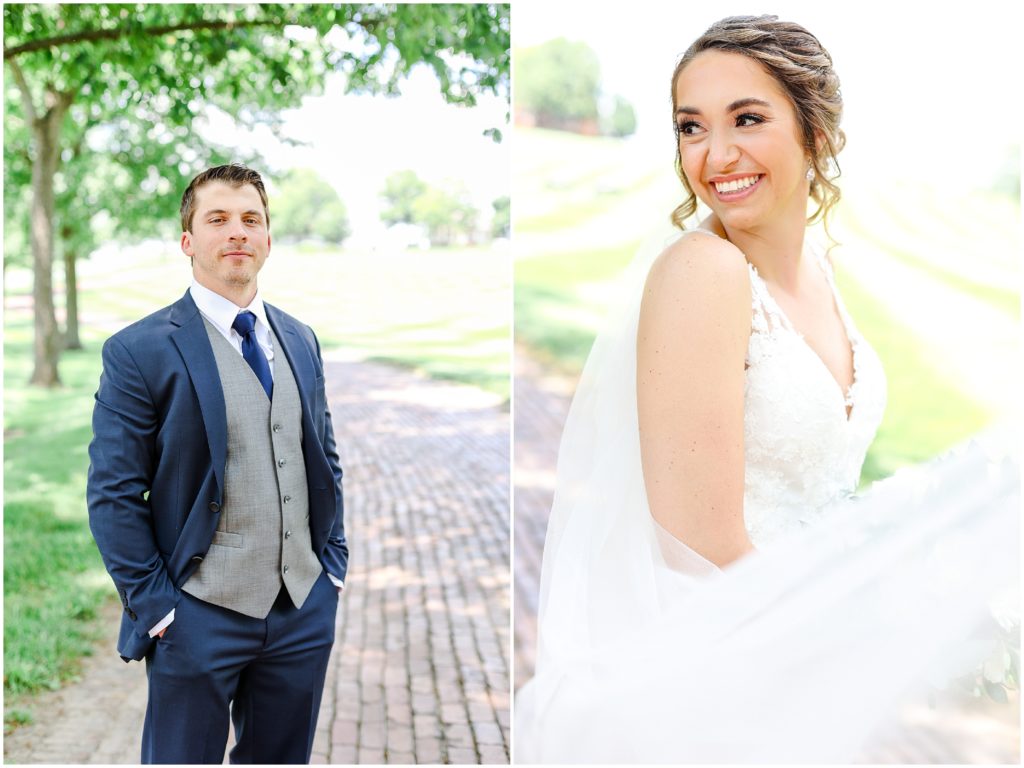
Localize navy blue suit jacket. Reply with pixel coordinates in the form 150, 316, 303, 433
87, 290, 348, 661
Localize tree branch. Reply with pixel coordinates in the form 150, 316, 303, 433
4, 17, 280, 60
6, 56, 38, 124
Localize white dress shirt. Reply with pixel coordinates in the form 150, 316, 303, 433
189, 280, 275, 371
148, 282, 342, 637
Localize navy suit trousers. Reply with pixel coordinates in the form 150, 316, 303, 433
141, 571, 338, 764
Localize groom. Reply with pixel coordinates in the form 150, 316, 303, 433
87, 164, 348, 764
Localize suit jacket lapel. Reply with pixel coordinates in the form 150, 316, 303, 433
266, 303, 316, 416
168, 291, 227, 493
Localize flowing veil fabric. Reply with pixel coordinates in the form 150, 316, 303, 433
514, 231, 1019, 763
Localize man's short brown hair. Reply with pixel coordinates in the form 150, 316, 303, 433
180, 164, 270, 233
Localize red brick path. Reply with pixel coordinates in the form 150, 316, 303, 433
4, 357, 510, 765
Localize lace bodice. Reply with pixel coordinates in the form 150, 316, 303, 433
685, 228, 887, 546
741, 244, 887, 545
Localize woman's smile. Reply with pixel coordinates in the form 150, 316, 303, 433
709, 173, 765, 202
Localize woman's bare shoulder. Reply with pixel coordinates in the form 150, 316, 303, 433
645, 230, 751, 308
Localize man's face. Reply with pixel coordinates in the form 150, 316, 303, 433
181, 180, 270, 301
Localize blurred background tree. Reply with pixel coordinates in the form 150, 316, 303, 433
411, 184, 479, 246
4, 2, 510, 386
491, 196, 510, 239
514, 37, 600, 132
271, 168, 351, 244
380, 169, 481, 246
380, 169, 429, 227
514, 37, 636, 138
601, 95, 637, 138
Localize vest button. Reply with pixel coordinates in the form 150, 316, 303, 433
285, 530, 292, 539
278, 459, 286, 467
272, 424, 281, 432
209, 501, 220, 513
283, 495, 291, 504
283, 565, 290, 574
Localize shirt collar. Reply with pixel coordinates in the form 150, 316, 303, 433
189, 280, 270, 337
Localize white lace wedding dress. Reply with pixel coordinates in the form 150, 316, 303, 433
514, 229, 1018, 763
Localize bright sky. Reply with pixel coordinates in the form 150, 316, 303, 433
513, 0, 1022, 189
200, 65, 510, 246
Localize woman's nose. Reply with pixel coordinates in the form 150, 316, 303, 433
707, 133, 741, 171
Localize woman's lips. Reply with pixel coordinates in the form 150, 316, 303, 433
710, 174, 765, 203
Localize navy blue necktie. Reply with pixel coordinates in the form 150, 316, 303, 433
231, 311, 273, 400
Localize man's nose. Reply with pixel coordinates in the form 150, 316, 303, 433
227, 220, 248, 240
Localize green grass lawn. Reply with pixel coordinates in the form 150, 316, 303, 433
3, 241, 509, 730
832, 270, 993, 483
515, 242, 639, 372
3, 319, 112, 731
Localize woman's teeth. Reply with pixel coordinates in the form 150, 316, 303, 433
714, 175, 762, 193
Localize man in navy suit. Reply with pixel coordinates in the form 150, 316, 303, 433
88, 164, 348, 764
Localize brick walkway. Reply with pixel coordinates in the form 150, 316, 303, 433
512, 348, 1019, 764
511, 350, 576, 693
4, 356, 510, 765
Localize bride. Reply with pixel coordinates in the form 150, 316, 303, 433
514, 15, 1018, 763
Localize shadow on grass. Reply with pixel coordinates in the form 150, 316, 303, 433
514, 283, 597, 376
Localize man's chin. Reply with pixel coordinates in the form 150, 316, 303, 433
223, 271, 255, 287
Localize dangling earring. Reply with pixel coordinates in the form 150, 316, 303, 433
805, 163, 815, 181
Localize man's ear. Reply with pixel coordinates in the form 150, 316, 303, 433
181, 231, 194, 259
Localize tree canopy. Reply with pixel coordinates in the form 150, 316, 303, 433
4, 3, 510, 385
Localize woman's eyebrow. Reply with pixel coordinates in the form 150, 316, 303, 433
676, 97, 773, 116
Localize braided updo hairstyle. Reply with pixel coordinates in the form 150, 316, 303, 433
670, 16, 845, 232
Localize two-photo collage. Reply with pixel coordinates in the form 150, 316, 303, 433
3, 1, 1021, 765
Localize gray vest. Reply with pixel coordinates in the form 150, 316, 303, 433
182, 318, 323, 618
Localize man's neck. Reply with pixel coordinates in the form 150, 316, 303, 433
192, 275, 258, 309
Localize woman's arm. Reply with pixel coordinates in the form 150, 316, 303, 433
637, 234, 754, 568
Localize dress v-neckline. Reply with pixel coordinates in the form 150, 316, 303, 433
684, 227, 859, 422
746, 259, 859, 422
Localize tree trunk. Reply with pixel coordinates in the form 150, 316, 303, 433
28, 91, 71, 386
62, 236, 82, 350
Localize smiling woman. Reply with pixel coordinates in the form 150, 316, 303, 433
670, 18, 845, 236
513, 14, 1018, 764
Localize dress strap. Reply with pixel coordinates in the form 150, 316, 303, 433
745, 263, 791, 335
682, 229, 781, 334
810, 243, 860, 342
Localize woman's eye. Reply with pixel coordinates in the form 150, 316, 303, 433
737, 113, 765, 127
677, 120, 702, 136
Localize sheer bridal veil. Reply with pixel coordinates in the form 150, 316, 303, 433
514, 229, 1019, 763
